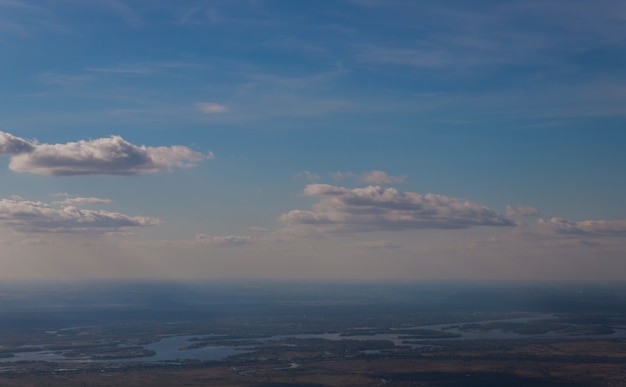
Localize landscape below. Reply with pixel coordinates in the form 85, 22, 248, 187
1, 281, 626, 386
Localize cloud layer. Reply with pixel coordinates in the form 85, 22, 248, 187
0, 198, 158, 234
332, 170, 406, 185
361, 170, 406, 185
505, 205, 540, 217
52, 195, 112, 205
538, 217, 626, 236
194, 234, 254, 246
0, 131, 210, 176
281, 184, 514, 235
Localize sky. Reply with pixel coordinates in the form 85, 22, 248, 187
1, 0, 625, 281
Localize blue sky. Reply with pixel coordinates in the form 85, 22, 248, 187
0, 0, 625, 281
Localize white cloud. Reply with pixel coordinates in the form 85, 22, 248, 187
280, 184, 514, 235
505, 205, 540, 217
195, 102, 228, 114
53, 196, 112, 205
194, 234, 254, 246
331, 170, 405, 185
295, 170, 320, 182
538, 217, 626, 236
361, 170, 406, 185
332, 171, 357, 180
0, 131, 35, 154
86, 62, 197, 75
0, 197, 158, 234
0, 131, 210, 176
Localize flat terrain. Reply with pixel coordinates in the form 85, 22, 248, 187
1, 282, 626, 386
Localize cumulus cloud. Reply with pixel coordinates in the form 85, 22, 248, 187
538, 217, 626, 236
280, 184, 514, 235
361, 170, 406, 185
0, 198, 158, 234
0, 131, 211, 176
195, 102, 228, 114
194, 234, 254, 246
0, 131, 36, 154
505, 205, 540, 217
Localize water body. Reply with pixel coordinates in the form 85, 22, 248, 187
141, 335, 251, 362
2, 336, 251, 364
262, 313, 626, 345
4, 314, 626, 364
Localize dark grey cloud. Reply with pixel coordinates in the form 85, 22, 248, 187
280, 184, 514, 235
0, 131, 211, 176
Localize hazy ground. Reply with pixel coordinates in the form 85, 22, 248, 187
1, 281, 626, 386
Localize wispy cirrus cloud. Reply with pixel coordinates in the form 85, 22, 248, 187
38, 72, 93, 86
0, 197, 158, 234
86, 61, 201, 75
0, 131, 212, 176
0, 0, 67, 37
355, 1, 626, 71
280, 184, 514, 235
